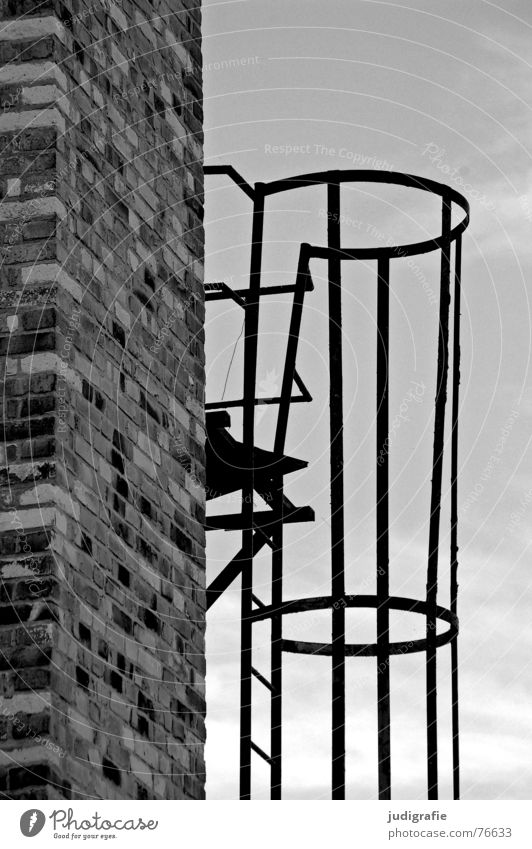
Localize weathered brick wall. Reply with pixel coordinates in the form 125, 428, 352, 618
0, 0, 205, 800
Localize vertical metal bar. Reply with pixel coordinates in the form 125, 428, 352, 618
450, 234, 462, 800
269, 245, 311, 800
270, 479, 283, 799
376, 256, 391, 799
426, 197, 452, 800
328, 179, 346, 799
240, 185, 265, 800
273, 245, 310, 457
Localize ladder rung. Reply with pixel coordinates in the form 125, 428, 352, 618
205, 280, 314, 301
251, 666, 273, 692
251, 593, 266, 609
251, 740, 272, 765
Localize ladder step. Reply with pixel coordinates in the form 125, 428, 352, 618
251, 666, 274, 692
251, 740, 272, 765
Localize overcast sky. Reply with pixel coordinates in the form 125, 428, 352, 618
201, 0, 532, 800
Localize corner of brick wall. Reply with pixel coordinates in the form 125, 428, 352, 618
0, 0, 205, 800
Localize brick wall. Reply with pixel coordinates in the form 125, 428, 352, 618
0, 0, 205, 800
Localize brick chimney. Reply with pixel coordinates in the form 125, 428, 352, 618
0, 0, 205, 800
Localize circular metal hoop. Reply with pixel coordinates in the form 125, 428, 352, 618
260, 169, 470, 259
250, 594, 458, 657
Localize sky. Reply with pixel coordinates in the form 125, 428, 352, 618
201, 0, 532, 800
